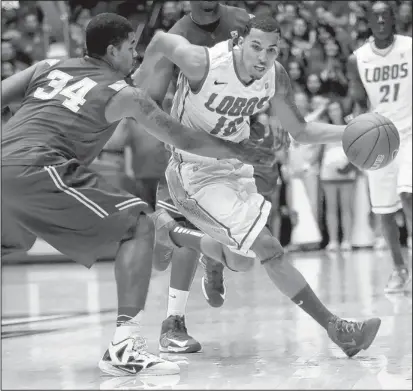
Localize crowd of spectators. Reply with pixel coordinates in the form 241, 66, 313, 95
2, 1, 412, 251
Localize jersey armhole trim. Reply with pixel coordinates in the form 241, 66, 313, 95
191, 46, 210, 95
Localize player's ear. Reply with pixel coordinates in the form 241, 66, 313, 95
106, 44, 116, 58
238, 36, 245, 47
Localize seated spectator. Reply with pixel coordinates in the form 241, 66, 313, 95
287, 60, 307, 94
320, 100, 357, 252
320, 38, 348, 98
397, 1, 412, 36
291, 17, 317, 58
306, 72, 328, 100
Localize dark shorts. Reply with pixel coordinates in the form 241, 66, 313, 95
2, 159, 150, 268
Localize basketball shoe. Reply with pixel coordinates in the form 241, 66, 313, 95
384, 267, 411, 293
159, 315, 201, 353
99, 334, 180, 376
200, 255, 226, 308
327, 316, 381, 357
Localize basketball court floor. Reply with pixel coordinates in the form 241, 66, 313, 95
2, 249, 412, 389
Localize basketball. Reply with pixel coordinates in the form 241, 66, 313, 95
342, 113, 400, 171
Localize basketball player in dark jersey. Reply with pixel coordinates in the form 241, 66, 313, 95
128, 1, 289, 354
1, 13, 275, 376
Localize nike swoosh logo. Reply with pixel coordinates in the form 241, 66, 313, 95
297, 300, 303, 306
214, 81, 227, 85
167, 338, 188, 347
114, 365, 140, 374
169, 295, 176, 299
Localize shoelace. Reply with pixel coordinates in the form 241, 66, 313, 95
335, 319, 363, 334
131, 334, 149, 352
172, 316, 188, 334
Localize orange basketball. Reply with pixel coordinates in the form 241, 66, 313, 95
342, 113, 400, 171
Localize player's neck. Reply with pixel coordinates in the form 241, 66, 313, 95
233, 49, 254, 86
190, 5, 221, 25
374, 35, 395, 49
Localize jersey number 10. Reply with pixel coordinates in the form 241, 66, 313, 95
34, 70, 97, 113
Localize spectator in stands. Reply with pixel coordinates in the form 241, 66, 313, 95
306, 72, 327, 101
320, 38, 348, 98
397, 1, 412, 36
287, 60, 307, 94
320, 100, 357, 252
291, 17, 317, 58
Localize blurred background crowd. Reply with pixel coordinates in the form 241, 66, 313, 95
2, 0, 412, 253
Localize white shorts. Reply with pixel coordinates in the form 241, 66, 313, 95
165, 158, 271, 253
367, 132, 412, 214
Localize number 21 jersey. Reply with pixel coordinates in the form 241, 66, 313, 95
2, 57, 128, 166
355, 35, 412, 136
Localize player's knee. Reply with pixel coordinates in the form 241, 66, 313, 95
222, 247, 255, 272
253, 232, 284, 265
121, 212, 155, 243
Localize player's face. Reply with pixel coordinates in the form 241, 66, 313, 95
369, 2, 394, 41
239, 28, 280, 80
191, 1, 220, 12
112, 32, 137, 76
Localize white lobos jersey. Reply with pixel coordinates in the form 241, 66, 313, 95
170, 40, 276, 163
355, 35, 412, 136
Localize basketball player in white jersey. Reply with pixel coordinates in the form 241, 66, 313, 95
348, 1, 412, 293
136, 15, 382, 358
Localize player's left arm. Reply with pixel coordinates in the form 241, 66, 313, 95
133, 31, 207, 88
269, 62, 346, 145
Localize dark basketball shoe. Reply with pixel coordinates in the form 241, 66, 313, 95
159, 315, 201, 353
327, 316, 381, 358
200, 255, 226, 308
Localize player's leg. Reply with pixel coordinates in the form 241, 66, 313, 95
155, 177, 201, 353
323, 182, 339, 251
367, 159, 408, 292
157, 175, 226, 310
338, 182, 355, 251
2, 162, 179, 376
162, 161, 381, 357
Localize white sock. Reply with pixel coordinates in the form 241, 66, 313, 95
113, 311, 144, 344
167, 288, 189, 317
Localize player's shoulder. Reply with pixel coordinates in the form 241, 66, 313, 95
168, 14, 193, 37
207, 40, 233, 70
395, 34, 412, 49
222, 4, 250, 21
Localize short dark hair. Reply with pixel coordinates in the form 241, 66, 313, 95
86, 13, 133, 57
243, 15, 281, 37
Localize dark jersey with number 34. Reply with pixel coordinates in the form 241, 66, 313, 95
2, 57, 128, 167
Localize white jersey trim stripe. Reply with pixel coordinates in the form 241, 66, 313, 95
44, 166, 108, 218
157, 200, 180, 213
116, 198, 144, 208
117, 200, 146, 211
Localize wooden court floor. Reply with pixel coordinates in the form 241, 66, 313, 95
2, 249, 412, 389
